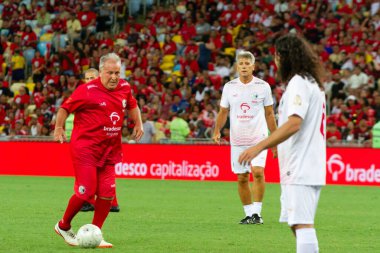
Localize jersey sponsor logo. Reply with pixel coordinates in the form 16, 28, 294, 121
328, 154, 380, 183
237, 102, 254, 120
109, 112, 120, 125
240, 102, 250, 113
78, 185, 86, 194
87, 84, 97, 89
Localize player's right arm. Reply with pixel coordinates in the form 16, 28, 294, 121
213, 106, 229, 144
54, 108, 69, 143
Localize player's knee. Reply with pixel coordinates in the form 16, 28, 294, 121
252, 168, 264, 180
237, 174, 249, 184
293, 224, 314, 230
75, 185, 96, 201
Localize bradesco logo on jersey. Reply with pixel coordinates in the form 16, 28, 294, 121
237, 102, 253, 121
327, 152, 380, 185
103, 112, 121, 136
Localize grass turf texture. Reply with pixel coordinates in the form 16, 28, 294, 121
0, 176, 378, 253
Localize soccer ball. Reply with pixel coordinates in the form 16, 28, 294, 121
76, 224, 102, 248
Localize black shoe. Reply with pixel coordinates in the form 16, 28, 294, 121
251, 214, 264, 224
110, 205, 120, 212
80, 202, 95, 212
239, 216, 253, 224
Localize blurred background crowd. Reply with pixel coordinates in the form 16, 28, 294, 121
0, 0, 379, 146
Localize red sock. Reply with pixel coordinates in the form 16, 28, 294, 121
59, 194, 85, 230
111, 195, 118, 206
92, 198, 112, 229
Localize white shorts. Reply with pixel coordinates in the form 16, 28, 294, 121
279, 184, 322, 226
231, 146, 267, 174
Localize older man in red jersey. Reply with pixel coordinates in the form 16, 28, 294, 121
53, 53, 143, 248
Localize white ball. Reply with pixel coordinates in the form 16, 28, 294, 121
77, 224, 103, 248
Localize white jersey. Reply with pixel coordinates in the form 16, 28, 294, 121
278, 74, 326, 185
220, 77, 273, 146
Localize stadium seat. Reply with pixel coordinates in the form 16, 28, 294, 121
25, 82, 35, 93
162, 54, 176, 63
172, 70, 182, 77
2, 62, 7, 74
224, 47, 236, 57
40, 33, 54, 43
37, 42, 51, 57
160, 62, 174, 71
82, 65, 89, 72
125, 70, 132, 77
172, 35, 183, 45
232, 25, 242, 39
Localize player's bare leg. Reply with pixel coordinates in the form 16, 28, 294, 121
237, 173, 254, 224
292, 224, 319, 253
250, 166, 265, 224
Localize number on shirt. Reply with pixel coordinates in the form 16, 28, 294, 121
320, 103, 325, 138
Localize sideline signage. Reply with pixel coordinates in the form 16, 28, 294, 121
0, 142, 379, 186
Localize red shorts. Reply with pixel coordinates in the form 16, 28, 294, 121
73, 162, 116, 201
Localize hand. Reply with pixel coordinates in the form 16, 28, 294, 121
54, 127, 67, 144
272, 146, 278, 159
212, 131, 221, 144
238, 146, 262, 165
131, 125, 144, 142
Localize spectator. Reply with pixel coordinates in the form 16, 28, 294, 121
326, 122, 342, 145
138, 112, 156, 143
11, 48, 26, 82
169, 109, 190, 142
66, 12, 82, 44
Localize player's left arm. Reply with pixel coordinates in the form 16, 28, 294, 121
264, 105, 278, 158
238, 115, 302, 165
128, 106, 144, 141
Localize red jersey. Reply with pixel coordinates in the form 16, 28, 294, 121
61, 78, 137, 166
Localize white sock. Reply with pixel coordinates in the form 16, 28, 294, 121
243, 204, 254, 217
296, 228, 319, 253
252, 202, 262, 215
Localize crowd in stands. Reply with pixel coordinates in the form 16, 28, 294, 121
0, 0, 379, 146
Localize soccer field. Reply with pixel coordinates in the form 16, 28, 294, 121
0, 176, 378, 253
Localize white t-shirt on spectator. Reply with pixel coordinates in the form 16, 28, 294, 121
347, 72, 369, 89
277, 74, 326, 185
220, 76, 273, 146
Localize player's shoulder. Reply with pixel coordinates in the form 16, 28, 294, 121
224, 78, 240, 87
252, 77, 270, 88
288, 74, 316, 90
118, 79, 132, 89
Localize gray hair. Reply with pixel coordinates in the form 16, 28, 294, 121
99, 53, 121, 70
236, 50, 255, 64
84, 68, 99, 76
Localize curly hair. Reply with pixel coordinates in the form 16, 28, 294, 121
275, 34, 324, 89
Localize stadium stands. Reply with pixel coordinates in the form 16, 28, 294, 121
0, 0, 379, 147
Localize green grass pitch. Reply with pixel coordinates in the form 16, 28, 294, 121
0, 176, 378, 253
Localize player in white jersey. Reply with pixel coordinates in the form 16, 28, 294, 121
239, 34, 326, 253
213, 51, 277, 225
